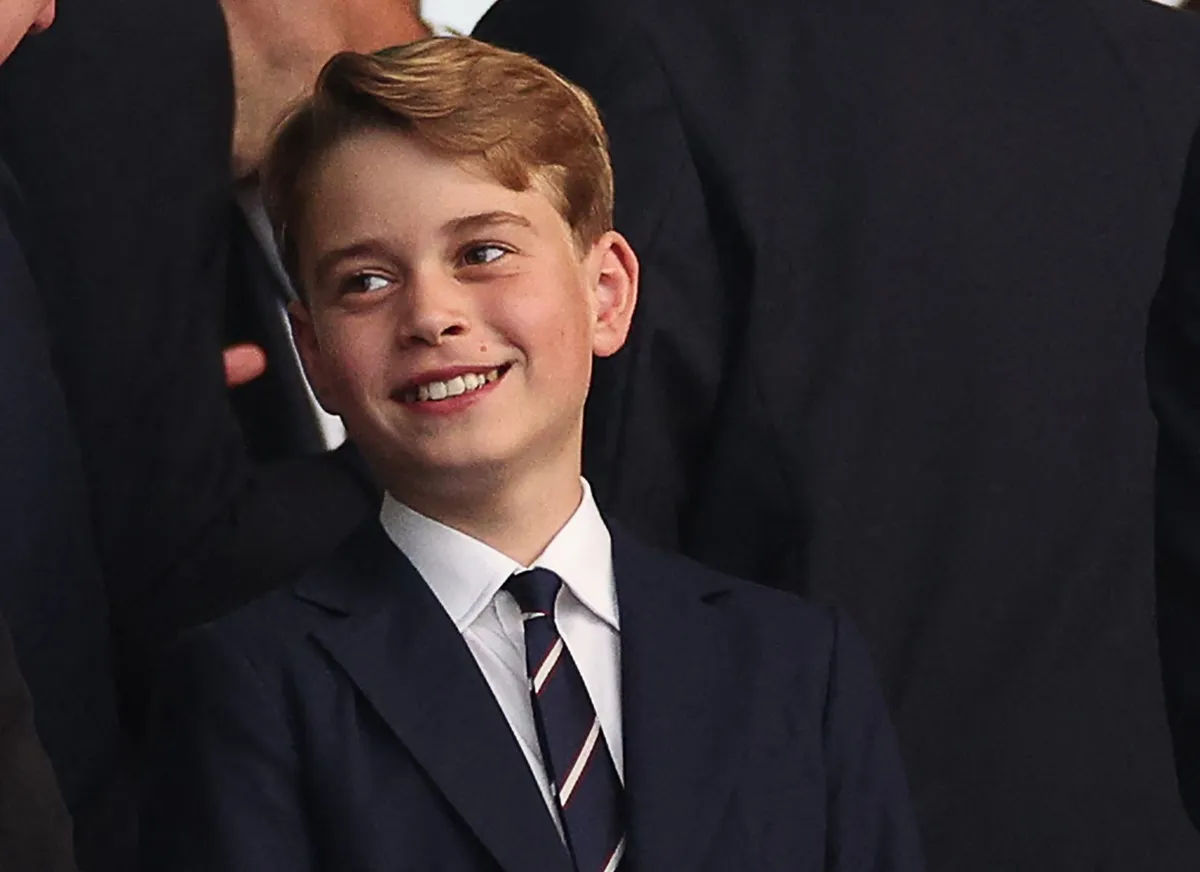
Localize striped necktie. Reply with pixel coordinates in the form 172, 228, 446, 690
506, 568, 625, 872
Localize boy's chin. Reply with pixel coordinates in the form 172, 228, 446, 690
377, 449, 513, 492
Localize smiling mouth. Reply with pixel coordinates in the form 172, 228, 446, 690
399, 364, 512, 404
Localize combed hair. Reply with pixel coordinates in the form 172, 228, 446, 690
261, 36, 614, 297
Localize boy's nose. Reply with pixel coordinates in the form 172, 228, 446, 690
401, 276, 470, 346
30, 0, 56, 34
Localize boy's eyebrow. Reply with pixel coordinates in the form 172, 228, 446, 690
443, 210, 534, 235
312, 239, 392, 286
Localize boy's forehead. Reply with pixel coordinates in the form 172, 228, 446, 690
304, 129, 565, 242
314, 128, 496, 196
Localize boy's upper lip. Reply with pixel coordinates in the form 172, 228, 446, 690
396, 363, 511, 393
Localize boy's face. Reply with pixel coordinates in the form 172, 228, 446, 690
0, 0, 54, 65
290, 128, 637, 495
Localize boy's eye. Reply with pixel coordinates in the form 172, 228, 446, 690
346, 274, 392, 294
461, 244, 509, 267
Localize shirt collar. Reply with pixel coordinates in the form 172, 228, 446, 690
379, 479, 617, 633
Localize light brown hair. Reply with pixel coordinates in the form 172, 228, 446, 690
261, 36, 614, 299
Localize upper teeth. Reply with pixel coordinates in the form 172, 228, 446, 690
411, 368, 501, 402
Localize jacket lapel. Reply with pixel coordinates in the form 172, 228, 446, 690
612, 529, 749, 871
294, 523, 572, 872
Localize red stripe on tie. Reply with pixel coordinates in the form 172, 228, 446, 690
600, 836, 626, 872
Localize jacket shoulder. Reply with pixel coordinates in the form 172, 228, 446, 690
617, 529, 840, 657
175, 521, 382, 663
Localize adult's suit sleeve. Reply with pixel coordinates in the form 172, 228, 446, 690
1149, 123, 1200, 834
820, 611, 926, 871
0, 191, 128, 870
0, 613, 77, 872
140, 626, 314, 872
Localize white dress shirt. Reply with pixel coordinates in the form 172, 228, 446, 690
379, 480, 623, 831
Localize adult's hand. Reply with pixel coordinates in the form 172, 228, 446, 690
223, 343, 267, 387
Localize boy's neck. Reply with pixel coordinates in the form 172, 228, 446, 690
387, 448, 586, 566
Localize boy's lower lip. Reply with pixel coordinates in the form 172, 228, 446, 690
392, 366, 507, 416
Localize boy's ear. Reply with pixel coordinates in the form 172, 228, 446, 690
589, 230, 639, 358
288, 299, 342, 415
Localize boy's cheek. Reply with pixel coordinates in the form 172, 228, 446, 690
302, 337, 371, 410
326, 354, 381, 400
320, 325, 384, 374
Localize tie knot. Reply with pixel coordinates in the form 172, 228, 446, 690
505, 567, 563, 617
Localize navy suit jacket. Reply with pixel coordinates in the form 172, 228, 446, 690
141, 521, 923, 871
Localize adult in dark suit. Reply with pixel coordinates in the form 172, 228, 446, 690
0, 0, 379, 724
473, 0, 1200, 868
0, 20, 96, 840
140, 522, 923, 872
1149, 127, 1200, 832
0, 155, 126, 870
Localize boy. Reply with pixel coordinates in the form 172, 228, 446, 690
140, 37, 924, 872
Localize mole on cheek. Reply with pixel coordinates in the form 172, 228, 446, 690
479, 344, 488, 354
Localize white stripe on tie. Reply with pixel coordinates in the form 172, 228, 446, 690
558, 717, 601, 808
600, 836, 627, 872
533, 638, 564, 694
